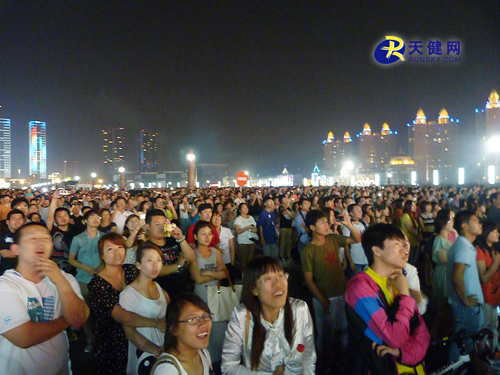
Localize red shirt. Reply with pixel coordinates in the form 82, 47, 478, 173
476, 247, 500, 306
186, 222, 220, 248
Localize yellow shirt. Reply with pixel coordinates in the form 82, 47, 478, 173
365, 268, 425, 375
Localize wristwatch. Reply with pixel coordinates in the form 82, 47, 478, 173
177, 261, 182, 272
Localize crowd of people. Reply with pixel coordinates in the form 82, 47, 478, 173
0, 183, 499, 374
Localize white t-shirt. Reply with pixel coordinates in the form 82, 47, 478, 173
113, 210, 133, 234
152, 349, 212, 375
218, 227, 234, 264
234, 216, 257, 245
405, 263, 428, 315
179, 204, 190, 219
119, 283, 167, 375
342, 222, 368, 265
0, 269, 83, 375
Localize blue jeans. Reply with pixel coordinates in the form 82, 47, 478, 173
263, 244, 279, 258
449, 303, 484, 362
313, 295, 348, 354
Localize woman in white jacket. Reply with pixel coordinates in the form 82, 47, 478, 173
221, 256, 316, 375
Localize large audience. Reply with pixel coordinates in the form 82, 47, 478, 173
0, 183, 498, 374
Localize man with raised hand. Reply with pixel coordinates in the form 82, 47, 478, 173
0, 222, 89, 374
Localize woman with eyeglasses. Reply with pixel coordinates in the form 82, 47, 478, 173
152, 293, 215, 375
221, 256, 316, 375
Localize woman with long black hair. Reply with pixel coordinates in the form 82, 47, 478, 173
221, 256, 316, 374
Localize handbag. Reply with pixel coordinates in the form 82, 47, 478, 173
249, 230, 260, 243
207, 274, 242, 322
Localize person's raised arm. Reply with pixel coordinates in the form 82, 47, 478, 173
46, 189, 62, 231
171, 227, 195, 263
34, 257, 89, 329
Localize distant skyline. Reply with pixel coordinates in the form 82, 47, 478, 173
1, 1, 499, 178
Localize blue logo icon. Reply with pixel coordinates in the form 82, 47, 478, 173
374, 36, 406, 65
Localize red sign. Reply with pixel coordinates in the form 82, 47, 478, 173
236, 171, 249, 187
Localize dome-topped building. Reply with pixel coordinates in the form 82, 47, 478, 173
416, 109, 426, 125
381, 122, 391, 135
487, 90, 499, 110
438, 109, 450, 124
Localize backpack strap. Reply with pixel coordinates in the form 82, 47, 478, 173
150, 353, 182, 375
245, 309, 251, 351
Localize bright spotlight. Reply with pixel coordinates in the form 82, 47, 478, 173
344, 161, 354, 171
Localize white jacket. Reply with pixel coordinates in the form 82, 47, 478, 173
221, 298, 316, 375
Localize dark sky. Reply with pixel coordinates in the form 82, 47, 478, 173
1, 1, 499, 179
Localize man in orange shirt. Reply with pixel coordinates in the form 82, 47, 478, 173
0, 195, 12, 221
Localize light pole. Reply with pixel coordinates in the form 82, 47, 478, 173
186, 150, 196, 189
118, 167, 125, 189
91, 173, 97, 188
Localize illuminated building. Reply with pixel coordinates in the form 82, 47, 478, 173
102, 127, 125, 171
412, 109, 457, 184
0, 119, 11, 179
486, 90, 500, 136
138, 130, 158, 172
359, 122, 398, 170
323, 131, 355, 174
323, 131, 338, 173
29, 121, 47, 179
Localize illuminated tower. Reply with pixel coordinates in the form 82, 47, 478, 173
29, 121, 47, 179
413, 109, 457, 184
360, 123, 375, 169
102, 127, 125, 172
413, 109, 429, 183
323, 131, 338, 173
379, 123, 398, 166
139, 130, 158, 172
486, 90, 500, 137
0, 118, 11, 179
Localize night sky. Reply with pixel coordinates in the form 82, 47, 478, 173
1, 1, 499, 179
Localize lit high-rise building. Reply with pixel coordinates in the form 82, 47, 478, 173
359, 122, 398, 170
323, 132, 338, 173
0, 118, 11, 179
412, 109, 457, 184
102, 127, 125, 171
486, 89, 500, 136
29, 121, 47, 179
138, 130, 158, 172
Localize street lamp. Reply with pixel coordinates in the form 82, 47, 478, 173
118, 167, 125, 189
91, 172, 97, 188
186, 150, 196, 189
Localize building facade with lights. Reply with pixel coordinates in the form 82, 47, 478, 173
102, 127, 125, 172
29, 121, 47, 179
322, 131, 355, 174
138, 130, 158, 173
359, 123, 399, 170
411, 109, 458, 185
0, 118, 11, 179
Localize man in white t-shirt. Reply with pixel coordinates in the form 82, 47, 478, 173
0, 222, 89, 375
342, 204, 368, 274
111, 196, 132, 234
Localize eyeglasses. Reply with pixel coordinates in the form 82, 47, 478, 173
257, 273, 289, 286
178, 313, 213, 325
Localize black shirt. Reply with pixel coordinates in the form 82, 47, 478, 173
144, 238, 190, 300
0, 231, 16, 275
